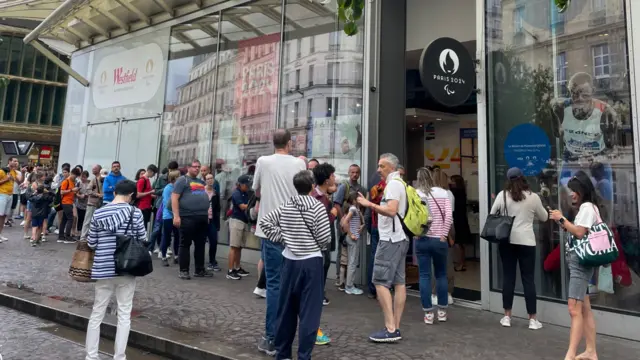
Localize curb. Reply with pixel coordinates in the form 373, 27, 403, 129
0, 287, 243, 360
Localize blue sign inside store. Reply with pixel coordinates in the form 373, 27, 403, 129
460, 128, 477, 139
503, 123, 551, 176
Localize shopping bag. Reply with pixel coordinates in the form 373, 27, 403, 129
114, 207, 153, 277
69, 240, 95, 282
598, 265, 614, 294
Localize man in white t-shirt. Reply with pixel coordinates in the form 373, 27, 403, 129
254, 129, 306, 356
357, 153, 409, 343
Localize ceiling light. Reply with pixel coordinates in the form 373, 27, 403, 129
436, 118, 442, 121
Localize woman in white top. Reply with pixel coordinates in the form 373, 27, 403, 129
490, 167, 548, 330
549, 171, 600, 360
414, 167, 454, 325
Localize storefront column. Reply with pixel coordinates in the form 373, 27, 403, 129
626, 0, 640, 224
374, 0, 407, 165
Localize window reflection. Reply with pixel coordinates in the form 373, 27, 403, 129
160, 0, 365, 250
487, 0, 639, 312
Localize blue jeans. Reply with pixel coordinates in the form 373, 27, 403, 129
207, 220, 218, 266
367, 228, 380, 295
416, 236, 449, 311
262, 238, 284, 342
148, 216, 163, 252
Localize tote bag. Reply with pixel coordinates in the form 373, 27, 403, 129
480, 191, 514, 244
69, 240, 95, 282
570, 205, 618, 267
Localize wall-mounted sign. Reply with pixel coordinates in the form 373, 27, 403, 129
460, 128, 478, 139
504, 123, 551, 176
39, 146, 53, 159
420, 37, 475, 107
92, 43, 165, 109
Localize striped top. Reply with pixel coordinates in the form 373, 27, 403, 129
259, 195, 332, 258
87, 202, 147, 280
418, 187, 453, 238
348, 206, 362, 239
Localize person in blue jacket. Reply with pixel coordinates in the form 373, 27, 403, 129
102, 161, 126, 205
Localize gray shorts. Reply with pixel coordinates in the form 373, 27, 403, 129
567, 252, 595, 301
0, 194, 11, 216
372, 240, 410, 288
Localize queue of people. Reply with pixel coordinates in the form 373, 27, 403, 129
0, 130, 607, 360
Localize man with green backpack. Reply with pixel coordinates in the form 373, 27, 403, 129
357, 153, 429, 344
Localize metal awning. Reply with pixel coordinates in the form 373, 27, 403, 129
21, 0, 339, 87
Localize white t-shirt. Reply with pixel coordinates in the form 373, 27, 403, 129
574, 202, 599, 228
253, 153, 306, 238
377, 172, 407, 243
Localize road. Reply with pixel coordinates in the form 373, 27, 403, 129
0, 306, 166, 360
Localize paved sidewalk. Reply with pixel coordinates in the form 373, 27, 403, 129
0, 225, 639, 359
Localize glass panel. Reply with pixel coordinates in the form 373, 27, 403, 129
8, 36, 23, 76
40, 86, 54, 125
29, 84, 43, 124
52, 87, 66, 126
45, 56, 58, 81
3, 80, 18, 122
487, 0, 640, 312
57, 55, 68, 83
21, 44, 35, 77
15, 82, 31, 123
34, 54, 46, 79
0, 35, 10, 73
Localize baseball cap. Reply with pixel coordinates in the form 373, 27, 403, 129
506, 167, 523, 180
238, 174, 251, 185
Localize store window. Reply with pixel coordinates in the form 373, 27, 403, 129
487, 1, 640, 312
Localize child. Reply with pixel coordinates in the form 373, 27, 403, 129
28, 184, 54, 247
339, 192, 364, 295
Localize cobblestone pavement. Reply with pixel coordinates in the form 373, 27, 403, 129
1, 225, 640, 359
0, 306, 110, 360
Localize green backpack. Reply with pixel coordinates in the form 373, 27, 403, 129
393, 177, 430, 237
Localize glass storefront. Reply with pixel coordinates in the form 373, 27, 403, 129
160, 0, 365, 250
486, 0, 640, 313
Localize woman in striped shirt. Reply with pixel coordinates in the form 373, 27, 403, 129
414, 167, 454, 325
85, 180, 147, 360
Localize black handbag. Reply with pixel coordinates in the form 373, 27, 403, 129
480, 191, 514, 244
115, 207, 154, 277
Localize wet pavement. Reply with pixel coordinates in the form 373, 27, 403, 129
0, 306, 166, 360
0, 224, 639, 359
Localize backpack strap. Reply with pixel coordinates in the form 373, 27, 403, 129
391, 177, 408, 233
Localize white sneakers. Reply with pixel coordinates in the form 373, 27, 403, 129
500, 316, 511, 327
0, 235, 6, 242
528, 319, 543, 330
500, 316, 543, 330
424, 310, 448, 324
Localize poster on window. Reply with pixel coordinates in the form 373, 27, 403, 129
309, 115, 362, 180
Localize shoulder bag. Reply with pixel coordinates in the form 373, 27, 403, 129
480, 191, 514, 244
571, 205, 619, 267
115, 207, 154, 277
69, 240, 96, 283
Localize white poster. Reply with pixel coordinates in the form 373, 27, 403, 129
92, 43, 165, 109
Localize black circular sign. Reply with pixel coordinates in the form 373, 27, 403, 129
420, 37, 475, 107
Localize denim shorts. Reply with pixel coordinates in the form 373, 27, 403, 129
567, 252, 595, 301
31, 216, 45, 228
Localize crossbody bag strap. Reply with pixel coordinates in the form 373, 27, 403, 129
428, 192, 445, 222
592, 204, 602, 224
296, 208, 321, 248
124, 206, 135, 235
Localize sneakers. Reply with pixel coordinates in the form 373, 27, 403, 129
500, 316, 512, 327
153, 248, 160, 254
437, 310, 448, 322
207, 263, 221, 272
64, 238, 77, 244
253, 287, 267, 298
424, 313, 435, 325
57, 238, 65, 243
0, 235, 8, 242
529, 319, 543, 330
323, 297, 330, 306
157, 252, 163, 259
30, 239, 37, 247
20, 221, 25, 226
194, 270, 214, 278
179, 271, 191, 280
345, 286, 363, 295
40, 234, 47, 242
162, 258, 170, 267
226, 269, 241, 280
167, 248, 173, 256
369, 328, 402, 343
315, 332, 331, 345
337, 283, 345, 291
236, 268, 250, 277
257, 336, 276, 356
24, 234, 30, 239
173, 257, 179, 264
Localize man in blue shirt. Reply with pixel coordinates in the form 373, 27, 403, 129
227, 174, 251, 280
102, 161, 126, 204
